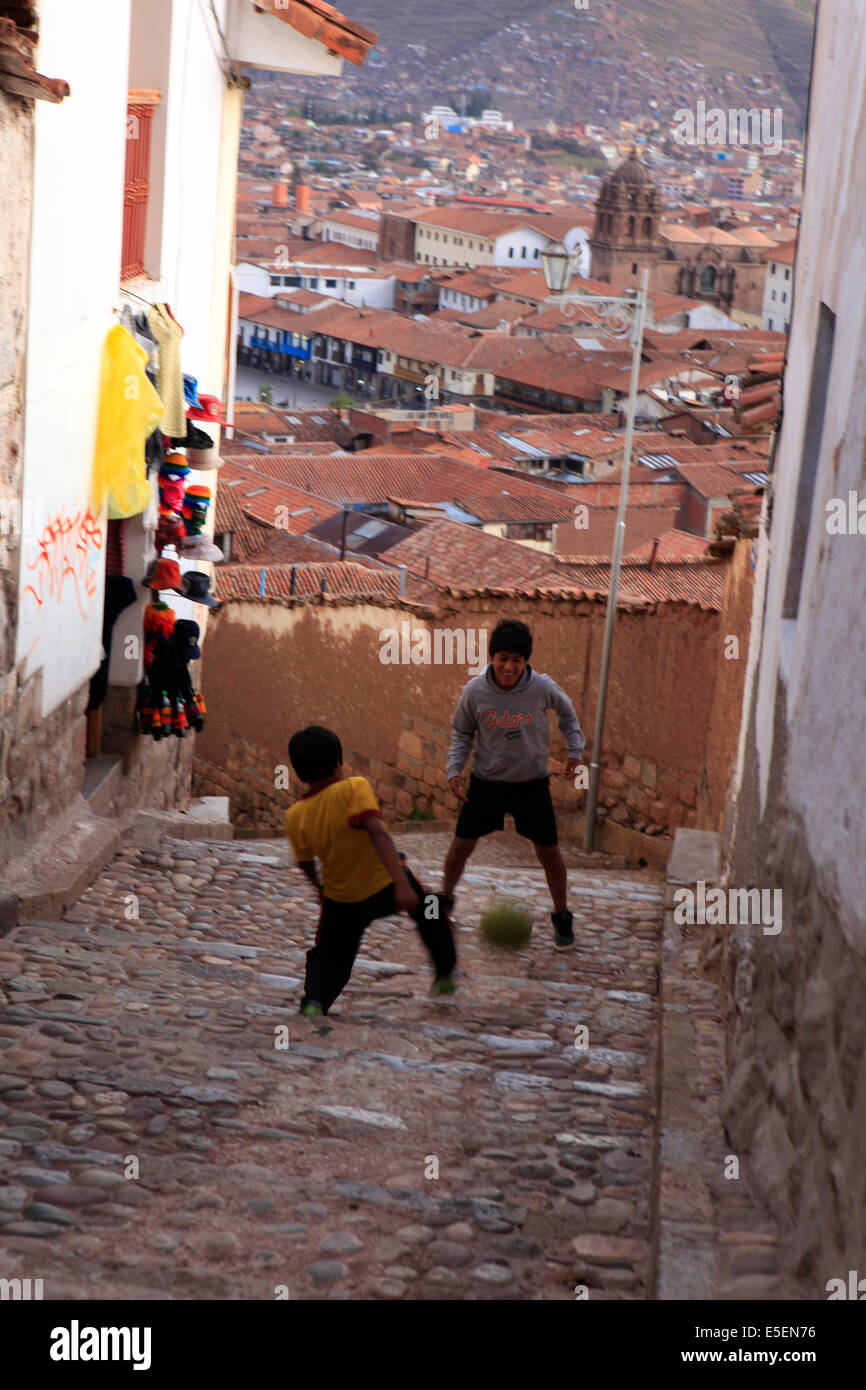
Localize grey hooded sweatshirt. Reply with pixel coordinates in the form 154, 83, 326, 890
446, 663, 585, 783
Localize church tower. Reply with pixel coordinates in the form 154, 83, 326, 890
589, 148, 661, 288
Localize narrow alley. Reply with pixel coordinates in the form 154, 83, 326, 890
0, 832, 664, 1300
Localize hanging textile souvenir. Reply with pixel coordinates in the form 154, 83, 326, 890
92, 324, 164, 519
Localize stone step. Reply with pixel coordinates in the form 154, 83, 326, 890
664, 828, 722, 908
81, 756, 123, 817
133, 797, 233, 846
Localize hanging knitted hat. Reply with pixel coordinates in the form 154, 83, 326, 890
158, 452, 190, 512
144, 600, 176, 638
143, 600, 176, 678
182, 483, 211, 537
155, 506, 184, 552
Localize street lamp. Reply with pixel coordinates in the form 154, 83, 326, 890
540, 240, 574, 294
540, 245, 650, 852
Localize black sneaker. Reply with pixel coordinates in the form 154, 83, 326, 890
551, 910, 575, 951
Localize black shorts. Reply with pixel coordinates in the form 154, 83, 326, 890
455, 773, 558, 846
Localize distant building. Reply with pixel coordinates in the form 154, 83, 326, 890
590, 149, 770, 321
762, 240, 795, 331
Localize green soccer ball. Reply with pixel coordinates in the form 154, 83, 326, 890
479, 898, 533, 949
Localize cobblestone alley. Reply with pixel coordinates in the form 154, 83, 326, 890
0, 830, 671, 1300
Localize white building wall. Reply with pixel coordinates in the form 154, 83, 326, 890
747, 2, 866, 927
15, 0, 133, 714
235, 261, 275, 296
563, 227, 591, 276
493, 227, 547, 267
762, 258, 793, 331
321, 218, 379, 251
343, 277, 394, 310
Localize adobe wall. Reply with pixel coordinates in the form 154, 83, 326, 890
194, 585, 743, 841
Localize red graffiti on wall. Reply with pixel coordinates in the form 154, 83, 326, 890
22, 506, 105, 618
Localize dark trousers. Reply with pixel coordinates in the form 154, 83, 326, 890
302, 868, 457, 1014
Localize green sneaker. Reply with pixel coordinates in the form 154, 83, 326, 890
431, 975, 456, 996
301, 1000, 324, 1017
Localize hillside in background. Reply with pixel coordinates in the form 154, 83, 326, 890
284, 0, 816, 133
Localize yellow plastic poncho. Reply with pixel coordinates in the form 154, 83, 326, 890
92, 324, 165, 519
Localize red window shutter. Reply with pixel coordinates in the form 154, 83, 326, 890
121, 89, 160, 283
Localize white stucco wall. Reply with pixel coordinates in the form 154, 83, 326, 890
236, 261, 274, 296
15, 0, 133, 714
749, 1, 866, 947
762, 258, 793, 331
493, 227, 546, 267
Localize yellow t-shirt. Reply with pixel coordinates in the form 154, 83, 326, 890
284, 776, 393, 904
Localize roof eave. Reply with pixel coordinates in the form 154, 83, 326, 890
253, 0, 379, 67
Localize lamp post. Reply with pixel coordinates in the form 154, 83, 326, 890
540, 243, 649, 852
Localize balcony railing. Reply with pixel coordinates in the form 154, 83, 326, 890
121, 89, 161, 282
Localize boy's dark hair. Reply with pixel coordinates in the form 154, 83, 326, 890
288, 725, 342, 783
489, 619, 532, 660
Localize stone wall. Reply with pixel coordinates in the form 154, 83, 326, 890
0, 667, 88, 863
193, 578, 750, 841
720, 679, 866, 1291
716, 1, 866, 1294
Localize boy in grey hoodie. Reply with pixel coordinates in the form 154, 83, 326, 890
442, 619, 585, 950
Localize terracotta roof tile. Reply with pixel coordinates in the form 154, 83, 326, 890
383, 518, 558, 590
557, 556, 726, 609
218, 561, 400, 601
673, 463, 763, 501
258, 0, 378, 67
626, 530, 712, 562
224, 452, 576, 524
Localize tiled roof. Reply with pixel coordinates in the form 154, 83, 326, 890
224, 452, 576, 523
634, 438, 769, 468
288, 242, 378, 267
414, 208, 543, 236
215, 463, 341, 552
762, 240, 797, 265
237, 294, 333, 328
229, 405, 354, 447
321, 210, 381, 230
218, 562, 400, 601
476, 409, 621, 432
659, 224, 775, 249
511, 426, 620, 459
259, 0, 379, 67
452, 302, 532, 328
240, 530, 338, 566
382, 518, 560, 590
556, 556, 726, 609
673, 463, 762, 501
436, 271, 499, 298
626, 530, 712, 562
237, 294, 276, 320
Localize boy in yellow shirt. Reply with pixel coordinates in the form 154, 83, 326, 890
285, 725, 457, 1016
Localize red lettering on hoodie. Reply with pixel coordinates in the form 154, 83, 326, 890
483, 710, 534, 730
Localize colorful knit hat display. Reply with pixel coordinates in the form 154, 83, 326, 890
155, 505, 184, 553
182, 483, 211, 536
158, 453, 190, 513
